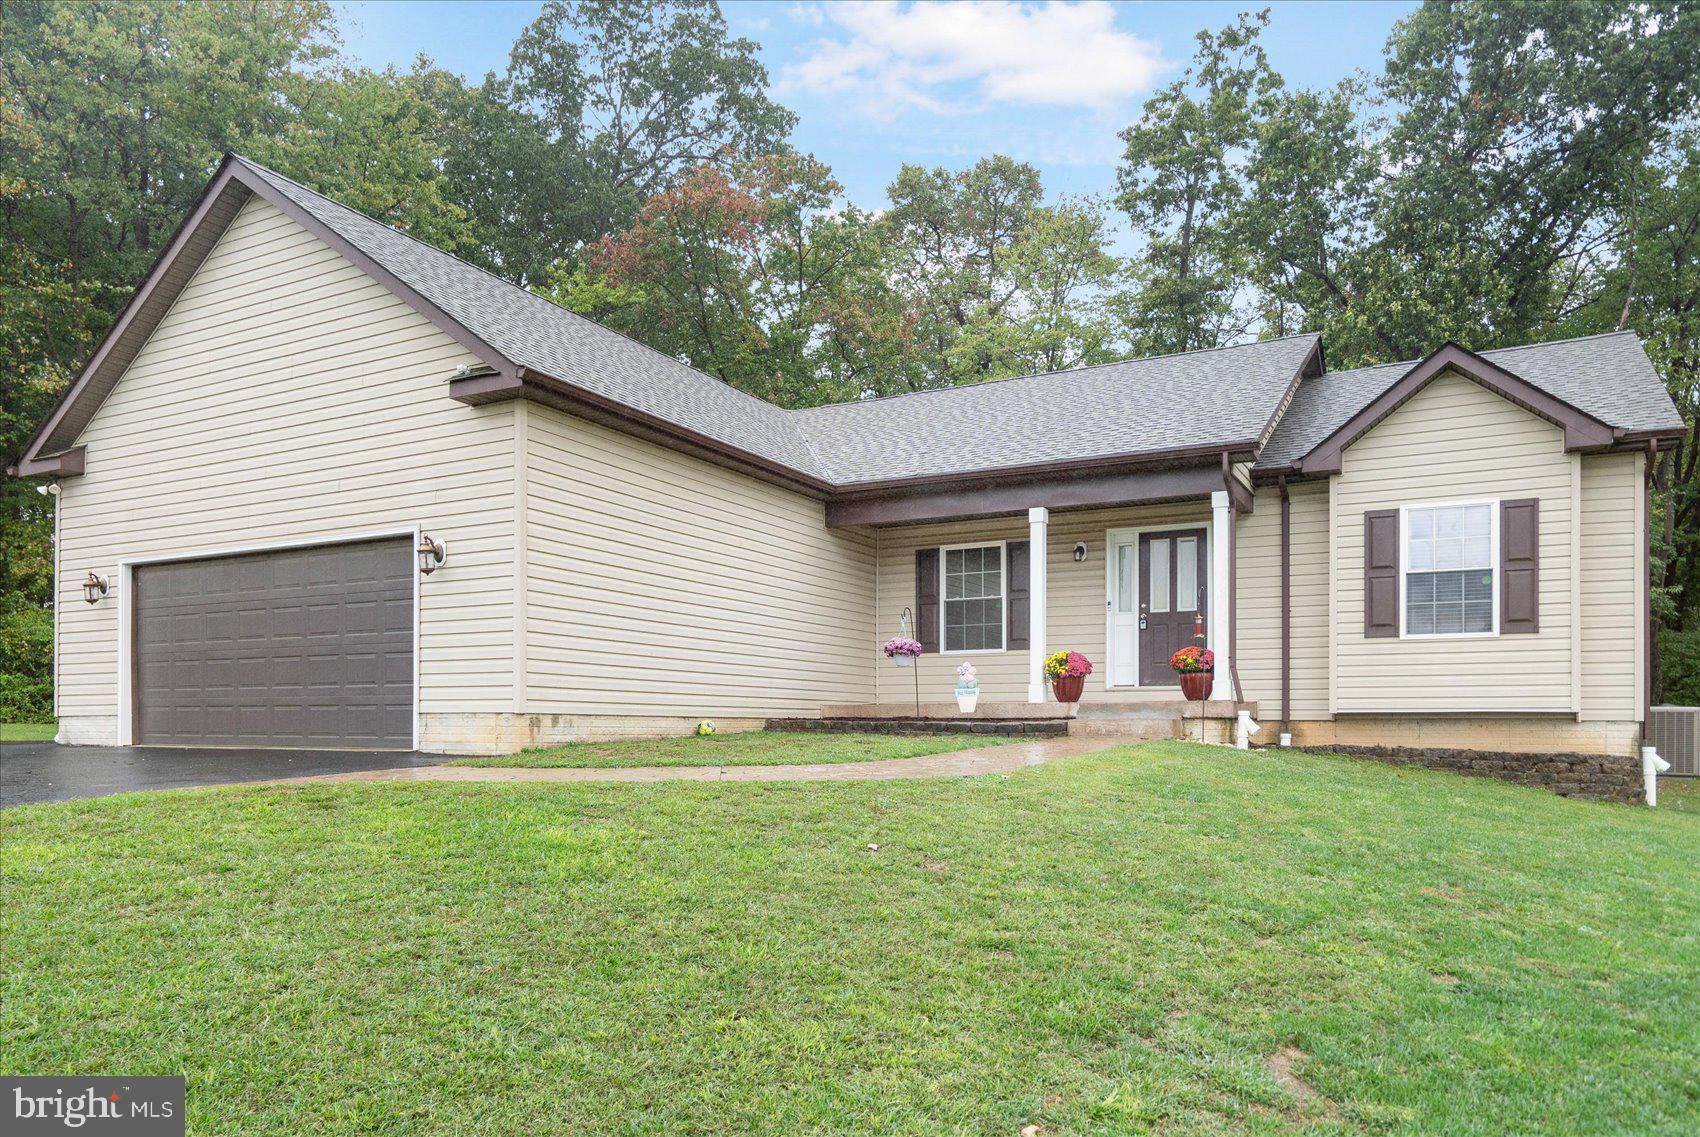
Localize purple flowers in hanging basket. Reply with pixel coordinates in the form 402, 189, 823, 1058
882, 637, 923, 658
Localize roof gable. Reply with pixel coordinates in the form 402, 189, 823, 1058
1261, 333, 1685, 473
1297, 343, 1616, 475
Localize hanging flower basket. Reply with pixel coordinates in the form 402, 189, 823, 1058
1044, 650, 1093, 711
883, 637, 922, 667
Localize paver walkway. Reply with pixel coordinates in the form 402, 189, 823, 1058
276, 736, 1120, 787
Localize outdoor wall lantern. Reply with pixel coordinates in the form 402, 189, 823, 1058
1073, 542, 1088, 563
417, 534, 447, 576
82, 571, 109, 604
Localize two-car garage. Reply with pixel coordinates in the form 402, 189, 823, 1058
130, 537, 415, 749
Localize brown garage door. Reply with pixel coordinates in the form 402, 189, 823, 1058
134, 538, 413, 749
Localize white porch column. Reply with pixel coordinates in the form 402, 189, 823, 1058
1209, 490, 1232, 693
1027, 506, 1049, 704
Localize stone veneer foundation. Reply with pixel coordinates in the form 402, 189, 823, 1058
1285, 744, 1645, 804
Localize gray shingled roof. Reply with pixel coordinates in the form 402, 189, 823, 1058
793, 335, 1320, 485
236, 158, 1681, 488
241, 157, 1321, 486
1258, 332, 1687, 469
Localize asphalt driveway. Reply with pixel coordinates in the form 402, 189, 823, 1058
0, 740, 440, 807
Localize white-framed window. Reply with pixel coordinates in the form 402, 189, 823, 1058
941, 542, 1005, 652
1401, 500, 1497, 638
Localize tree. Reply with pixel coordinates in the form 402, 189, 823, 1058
1578, 137, 1700, 701
246, 61, 480, 256
1116, 11, 1280, 354
482, 0, 796, 282
884, 155, 1124, 388
549, 152, 899, 406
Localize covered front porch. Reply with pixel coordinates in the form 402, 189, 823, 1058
827, 457, 1260, 736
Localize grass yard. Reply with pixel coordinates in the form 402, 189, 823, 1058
4, 741, 1698, 1135
452, 728, 1014, 768
0, 722, 56, 742
1663, 774, 1700, 813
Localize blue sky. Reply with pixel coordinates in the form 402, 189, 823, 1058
333, 1, 1412, 218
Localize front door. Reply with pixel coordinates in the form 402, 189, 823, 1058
1137, 528, 1207, 686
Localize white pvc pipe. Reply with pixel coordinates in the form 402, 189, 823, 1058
1235, 710, 1260, 750
1643, 746, 1670, 807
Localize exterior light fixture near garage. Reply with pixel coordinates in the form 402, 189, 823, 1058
417, 534, 447, 576
82, 571, 108, 604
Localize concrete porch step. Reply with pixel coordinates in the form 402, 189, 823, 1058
767, 717, 1069, 738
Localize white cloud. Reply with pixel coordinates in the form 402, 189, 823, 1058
782, 1, 1168, 112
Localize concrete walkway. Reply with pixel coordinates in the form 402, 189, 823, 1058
276, 736, 1121, 787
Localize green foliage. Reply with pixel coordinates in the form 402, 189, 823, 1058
546, 151, 897, 405
0, 601, 52, 723
883, 156, 1125, 390
1116, 11, 1279, 353
245, 62, 480, 257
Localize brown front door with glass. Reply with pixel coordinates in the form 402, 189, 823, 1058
1137, 528, 1207, 686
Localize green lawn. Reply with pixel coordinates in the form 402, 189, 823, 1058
0, 722, 55, 742
4, 742, 1697, 1135
452, 729, 1014, 768
1662, 774, 1700, 813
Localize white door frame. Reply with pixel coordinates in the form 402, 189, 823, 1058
1104, 524, 1210, 689
114, 526, 421, 749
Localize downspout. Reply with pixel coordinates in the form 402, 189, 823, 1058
1278, 473, 1291, 743
1645, 440, 1658, 742
1222, 453, 1244, 705
1642, 440, 1669, 805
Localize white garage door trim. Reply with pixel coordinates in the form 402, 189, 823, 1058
115, 526, 421, 749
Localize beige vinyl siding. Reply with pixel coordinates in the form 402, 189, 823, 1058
522, 404, 877, 717
1329, 369, 1576, 713
1579, 451, 1644, 720
54, 195, 518, 737
1237, 481, 1329, 720
875, 503, 1213, 704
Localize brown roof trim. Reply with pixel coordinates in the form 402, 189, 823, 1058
1298, 342, 1619, 475
825, 464, 1223, 528
1222, 451, 1254, 514
454, 368, 835, 499
8, 445, 85, 479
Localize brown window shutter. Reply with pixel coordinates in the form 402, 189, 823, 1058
1500, 498, 1540, 634
1364, 509, 1400, 638
915, 548, 940, 653
1006, 540, 1030, 650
